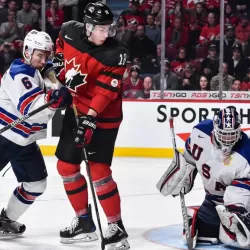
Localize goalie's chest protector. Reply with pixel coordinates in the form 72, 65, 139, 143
189, 127, 247, 199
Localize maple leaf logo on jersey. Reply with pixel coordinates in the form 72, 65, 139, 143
65, 58, 87, 92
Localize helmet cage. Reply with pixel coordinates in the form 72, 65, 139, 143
213, 112, 241, 150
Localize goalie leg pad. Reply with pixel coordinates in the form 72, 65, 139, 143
184, 206, 219, 245
216, 205, 250, 248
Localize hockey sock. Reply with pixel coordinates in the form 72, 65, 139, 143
57, 160, 88, 216
6, 181, 45, 221
90, 162, 121, 223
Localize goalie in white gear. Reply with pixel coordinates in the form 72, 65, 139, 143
157, 106, 250, 249
0, 30, 72, 236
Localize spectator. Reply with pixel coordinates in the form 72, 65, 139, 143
231, 79, 241, 90
181, 78, 197, 90
135, 76, 153, 99
17, 0, 39, 26
145, 14, 161, 46
227, 43, 249, 81
224, 3, 239, 26
204, 0, 220, 12
46, 0, 64, 43
188, 2, 207, 47
165, 17, 189, 53
58, 0, 78, 22
0, 10, 24, 42
199, 75, 210, 90
241, 67, 250, 90
120, 0, 145, 31
171, 47, 189, 75
151, 1, 161, 18
153, 59, 180, 90
151, 1, 161, 26
181, 63, 200, 88
224, 25, 240, 60
201, 43, 219, 77
0, 0, 17, 25
235, 2, 250, 20
210, 62, 234, 91
130, 24, 156, 60
199, 12, 220, 46
31, 0, 41, 17
0, 0, 8, 25
139, 0, 155, 15
123, 65, 144, 99
0, 41, 16, 72
169, 1, 190, 28
235, 16, 250, 44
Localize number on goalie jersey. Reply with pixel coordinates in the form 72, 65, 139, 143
183, 106, 250, 247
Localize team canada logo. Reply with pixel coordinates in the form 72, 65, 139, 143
65, 58, 87, 92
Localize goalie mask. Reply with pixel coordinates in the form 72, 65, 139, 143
213, 107, 241, 155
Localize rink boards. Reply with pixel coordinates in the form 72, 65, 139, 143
38, 99, 250, 157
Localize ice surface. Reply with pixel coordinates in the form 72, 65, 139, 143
0, 157, 206, 250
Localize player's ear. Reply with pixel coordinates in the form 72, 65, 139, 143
24, 49, 30, 59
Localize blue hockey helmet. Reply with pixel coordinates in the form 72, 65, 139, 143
213, 106, 241, 153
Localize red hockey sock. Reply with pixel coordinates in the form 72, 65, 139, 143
89, 161, 121, 223
57, 160, 88, 216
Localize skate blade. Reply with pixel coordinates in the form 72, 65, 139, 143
60, 232, 99, 244
105, 238, 130, 250
0, 230, 24, 238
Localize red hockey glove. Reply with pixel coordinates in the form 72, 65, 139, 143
46, 87, 72, 109
74, 115, 96, 147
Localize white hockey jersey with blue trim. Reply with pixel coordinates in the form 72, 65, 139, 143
184, 120, 250, 212
0, 59, 60, 146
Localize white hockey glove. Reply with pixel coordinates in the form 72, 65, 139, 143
156, 150, 197, 196
216, 205, 250, 248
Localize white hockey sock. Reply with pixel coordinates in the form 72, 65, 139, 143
6, 181, 46, 221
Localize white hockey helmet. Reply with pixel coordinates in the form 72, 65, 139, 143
23, 30, 54, 62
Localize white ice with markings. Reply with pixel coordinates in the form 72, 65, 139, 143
0, 156, 208, 250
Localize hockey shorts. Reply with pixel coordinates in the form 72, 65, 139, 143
55, 107, 119, 166
0, 135, 47, 182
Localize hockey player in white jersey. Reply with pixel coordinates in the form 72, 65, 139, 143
157, 106, 250, 248
0, 30, 72, 235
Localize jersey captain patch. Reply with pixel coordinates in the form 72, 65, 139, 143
65, 58, 87, 92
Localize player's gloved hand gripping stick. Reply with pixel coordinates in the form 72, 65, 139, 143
72, 104, 105, 250
0, 87, 72, 135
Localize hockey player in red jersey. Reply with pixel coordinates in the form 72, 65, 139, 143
53, 2, 129, 249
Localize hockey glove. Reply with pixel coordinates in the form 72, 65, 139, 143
46, 87, 72, 109
156, 150, 197, 197
74, 115, 96, 147
52, 53, 65, 83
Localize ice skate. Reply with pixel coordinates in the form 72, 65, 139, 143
60, 205, 98, 244
104, 220, 130, 250
0, 208, 26, 237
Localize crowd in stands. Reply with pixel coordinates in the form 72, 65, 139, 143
118, 0, 250, 99
0, 0, 93, 81
0, 0, 250, 99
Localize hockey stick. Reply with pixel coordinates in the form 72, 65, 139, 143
0, 99, 56, 135
169, 117, 195, 250
72, 104, 105, 250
